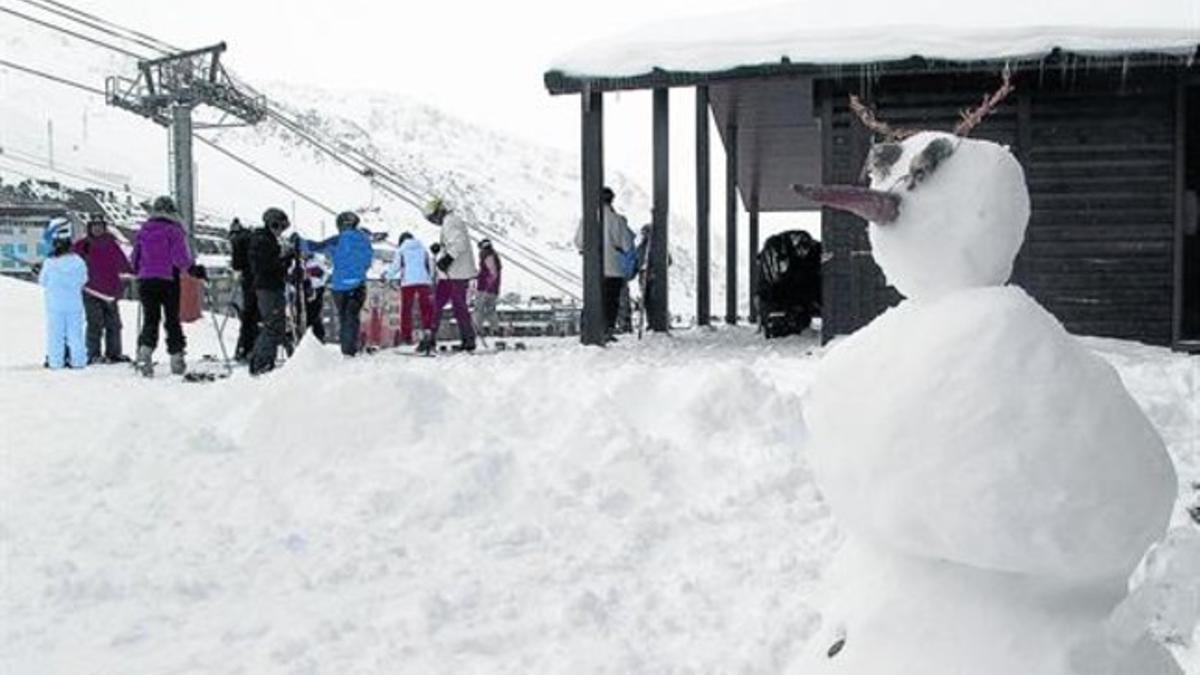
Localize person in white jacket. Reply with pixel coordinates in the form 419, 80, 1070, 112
422, 198, 478, 353
574, 186, 635, 340
39, 217, 88, 369
385, 231, 435, 345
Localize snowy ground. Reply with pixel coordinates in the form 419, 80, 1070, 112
1, 273, 1196, 674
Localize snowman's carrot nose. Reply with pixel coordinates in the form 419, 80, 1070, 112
793, 184, 900, 225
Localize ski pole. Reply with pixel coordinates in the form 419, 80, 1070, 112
203, 281, 233, 376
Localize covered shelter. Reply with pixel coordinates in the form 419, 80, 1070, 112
544, 6, 1200, 350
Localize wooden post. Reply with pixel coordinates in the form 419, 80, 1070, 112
580, 88, 605, 346
1172, 76, 1186, 349
650, 88, 670, 332
748, 199, 760, 323
695, 86, 711, 327
725, 123, 738, 325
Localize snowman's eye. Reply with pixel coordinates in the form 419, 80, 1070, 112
860, 143, 903, 182
904, 138, 956, 190
827, 637, 846, 658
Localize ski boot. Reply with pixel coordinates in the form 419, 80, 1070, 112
135, 345, 154, 378
415, 335, 435, 357
452, 337, 477, 353
170, 352, 187, 376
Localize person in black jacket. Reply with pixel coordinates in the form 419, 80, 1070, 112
228, 218, 259, 362
247, 208, 294, 375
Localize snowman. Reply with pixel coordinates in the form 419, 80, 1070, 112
791, 73, 1184, 674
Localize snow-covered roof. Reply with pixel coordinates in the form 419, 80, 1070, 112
549, 2, 1200, 80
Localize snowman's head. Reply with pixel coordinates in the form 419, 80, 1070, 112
795, 75, 1031, 300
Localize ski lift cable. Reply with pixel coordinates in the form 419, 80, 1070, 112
24, 4, 582, 289
10, 0, 171, 56
0, 4, 148, 59
33, 0, 181, 53
274, 119, 582, 287
193, 136, 337, 216
7, 9, 583, 297
0, 57, 339, 221
0, 56, 104, 95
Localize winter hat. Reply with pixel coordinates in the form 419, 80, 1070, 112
149, 195, 179, 221
336, 211, 361, 230
229, 217, 244, 233
601, 187, 615, 205
478, 238, 493, 249
263, 207, 290, 231
397, 231, 413, 246
423, 197, 449, 218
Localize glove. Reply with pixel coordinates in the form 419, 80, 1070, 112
188, 264, 208, 281
436, 254, 454, 273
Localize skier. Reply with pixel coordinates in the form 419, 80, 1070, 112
474, 238, 502, 336
131, 196, 199, 376
39, 217, 87, 370
574, 186, 634, 342
303, 253, 328, 343
247, 207, 295, 375
73, 215, 133, 363
385, 231, 434, 345
228, 217, 259, 363
299, 211, 374, 356
421, 197, 477, 354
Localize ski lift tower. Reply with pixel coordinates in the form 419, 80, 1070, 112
106, 43, 266, 242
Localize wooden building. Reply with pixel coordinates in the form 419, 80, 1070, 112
545, 17, 1200, 351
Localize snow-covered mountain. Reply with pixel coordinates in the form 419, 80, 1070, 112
0, 29, 700, 305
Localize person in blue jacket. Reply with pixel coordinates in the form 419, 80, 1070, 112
39, 217, 88, 370
300, 211, 374, 356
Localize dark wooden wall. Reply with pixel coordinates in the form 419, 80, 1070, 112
819, 69, 1182, 345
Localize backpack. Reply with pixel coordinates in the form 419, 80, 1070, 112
617, 245, 639, 280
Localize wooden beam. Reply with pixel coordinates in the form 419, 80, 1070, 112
696, 86, 711, 326
1172, 75, 1186, 349
650, 88, 670, 332
818, 83, 835, 344
748, 200, 760, 323
580, 89, 605, 346
725, 123, 738, 325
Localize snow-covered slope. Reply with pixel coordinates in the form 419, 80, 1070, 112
1, 274, 1197, 673
0, 30, 700, 305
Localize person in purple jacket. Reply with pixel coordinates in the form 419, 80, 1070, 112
130, 196, 200, 376
474, 238, 503, 336
73, 215, 133, 364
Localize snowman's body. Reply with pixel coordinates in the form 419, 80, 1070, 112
798, 132, 1180, 674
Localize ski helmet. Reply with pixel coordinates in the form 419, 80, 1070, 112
478, 238, 492, 249
263, 207, 290, 231
336, 211, 360, 230
45, 217, 73, 253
